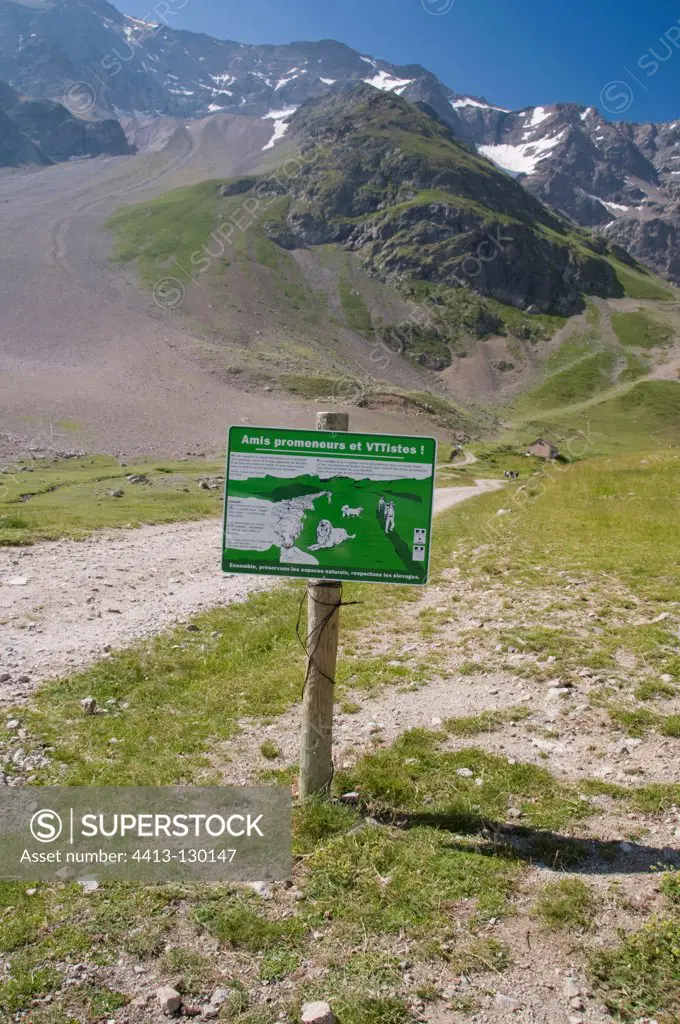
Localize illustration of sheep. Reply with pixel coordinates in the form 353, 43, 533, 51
341, 505, 364, 519
309, 519, 356, 551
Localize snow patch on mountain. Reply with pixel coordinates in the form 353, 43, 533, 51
602, 200, 632, 213
450, 97, 508, 112
478, 131, 566, 175
363, 70, 414, 93
210, 74, 235, 87
126, 15, 158, 30
275, 68, 306, 90
527, 106, 550, 127
262, 107, 298, 151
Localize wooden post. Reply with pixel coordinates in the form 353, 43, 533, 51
299, 411, 349, 800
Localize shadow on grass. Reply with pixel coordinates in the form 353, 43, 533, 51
369, 809, 679, 873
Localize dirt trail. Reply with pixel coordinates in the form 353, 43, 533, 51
0, 481, 502, 704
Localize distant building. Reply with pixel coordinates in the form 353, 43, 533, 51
526, 438, 559, 460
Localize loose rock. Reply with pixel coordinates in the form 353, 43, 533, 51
301, 1001, 336, 1024
247, 881, 273, 899
209, 988, 230, 1007
494, 992, 521, 1009
157, 986, 182, 1016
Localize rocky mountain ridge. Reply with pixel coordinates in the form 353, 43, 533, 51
1, 0, 680, 283
447, 100, 680, 286
253, 88, 630, 318
0, 0, 439, 119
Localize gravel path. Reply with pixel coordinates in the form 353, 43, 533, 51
0, 481, 503, 704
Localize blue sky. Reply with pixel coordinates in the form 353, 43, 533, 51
123, 0, 680, 122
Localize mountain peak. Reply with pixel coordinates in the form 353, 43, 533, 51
0, 0, 445, 117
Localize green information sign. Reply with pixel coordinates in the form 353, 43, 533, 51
222, 426, 437, 585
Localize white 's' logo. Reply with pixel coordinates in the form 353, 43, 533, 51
30, 809, 63, 843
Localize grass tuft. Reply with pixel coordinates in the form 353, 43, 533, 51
159, 948, 217, 994
445, 706, 530, 736
533, 877, 597, 932
195, 899, 304, 952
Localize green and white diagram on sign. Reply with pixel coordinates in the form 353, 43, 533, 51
222, 426, 437, 585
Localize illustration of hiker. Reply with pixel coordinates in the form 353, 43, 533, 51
384, 501, 395, 534
377, 496, 386, 517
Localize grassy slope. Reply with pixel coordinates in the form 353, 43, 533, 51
611, 309, 675, 348
480, 450, 679, 592
609, 258, 674, 301
521, 379, 680, 455
504, 288, 680, 455
0, 456, 224, 545
108, 181, 220, 292
513, 350, 616, 415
